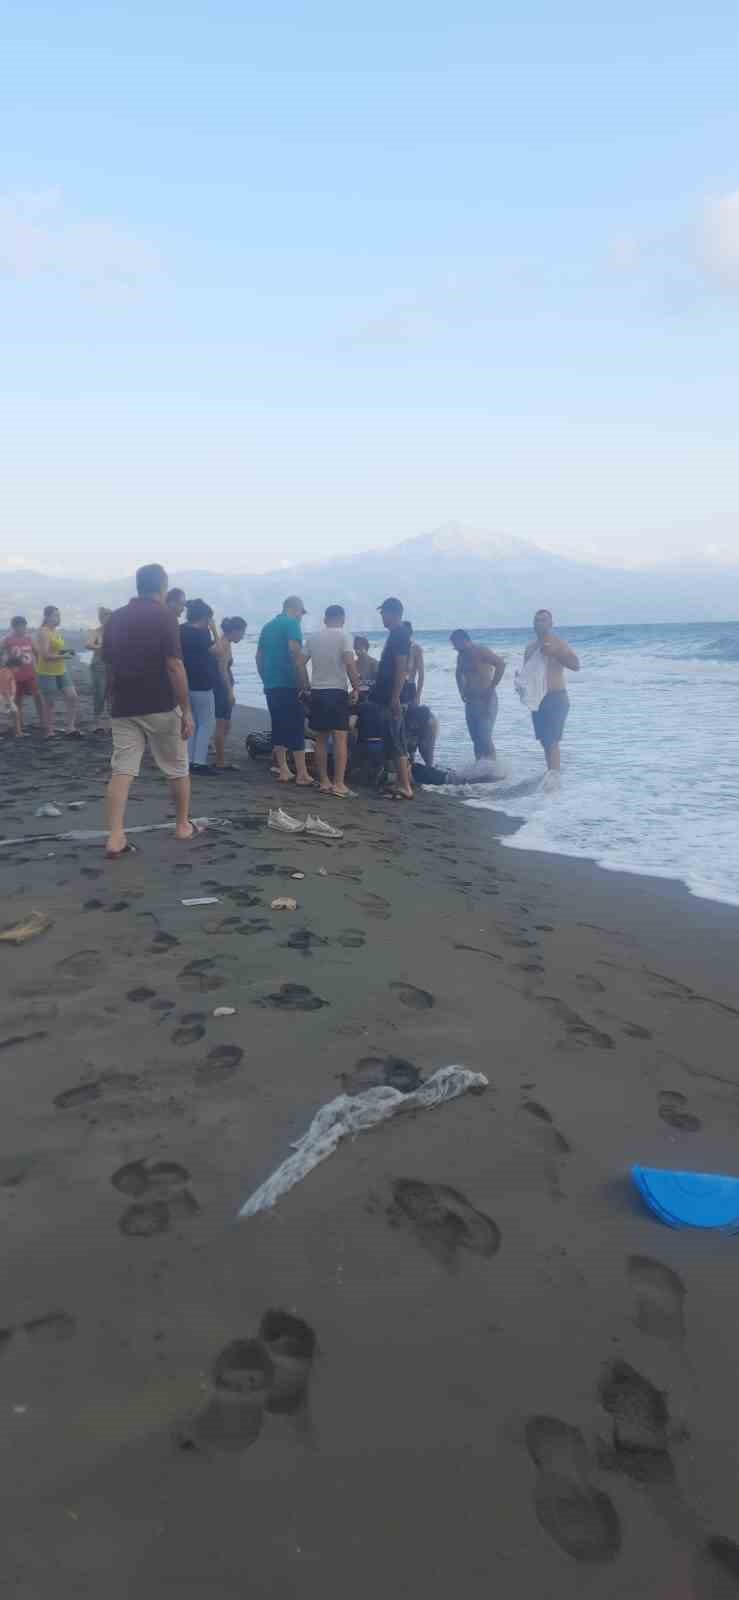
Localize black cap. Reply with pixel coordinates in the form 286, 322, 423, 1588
378, 597, 403, 613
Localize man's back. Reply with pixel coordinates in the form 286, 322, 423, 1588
258, 613, 302, 691
305, 626, 352, 690
104, 598, 180, 719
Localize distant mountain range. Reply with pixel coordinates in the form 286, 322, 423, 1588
1, 523, 737, 630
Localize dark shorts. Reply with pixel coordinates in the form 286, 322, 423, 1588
266, 686, 305, 752
309, 688, 349, 733
532, 690, 569, 749
214, 680, 232, 721
379, 704, 407, 759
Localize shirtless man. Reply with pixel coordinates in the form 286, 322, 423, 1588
523, 609, 580, 772
401, 621, 438, 767
450, 630, 506, 760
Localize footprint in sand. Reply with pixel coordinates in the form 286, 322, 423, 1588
658, 1090, 701, 1133
389, 982, 435, 1011
178, 956, 234, 994
628, 1255, 686, 1343
535, 995, 614, 1051
350, 892, 390, 921
171, 1021, 207, 1046
180, 1310, 317, 1452
195, 1044, 243, 1084
518, 1100, 571, 1155
127, 986, 157, 1003
13, 948, 106, 1000
282, 926, 327, 955
597, 1360, 673, 1483
257, 983, 328, 1013
53, 1071, 140, 1111
334, 929, 366, 949
112, 1158, 199, 1237
342, 1056, 421, 1095
391, 1179, 500, 1268
526, 1415, 621, 1564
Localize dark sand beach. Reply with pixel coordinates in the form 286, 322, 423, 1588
2, 686, 739, 1598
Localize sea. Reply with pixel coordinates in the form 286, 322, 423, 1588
232, 622, 739, 909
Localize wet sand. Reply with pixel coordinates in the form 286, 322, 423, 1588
2, 693, 739, 1598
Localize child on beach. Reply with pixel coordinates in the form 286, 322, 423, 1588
213, 616, 247, 769
1, 616, 45, 733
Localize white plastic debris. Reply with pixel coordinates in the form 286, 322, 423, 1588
238, 1066, 488, 1219
35, 804, 62, 818
213, 1006, 236, 1017
67, 801, 86, 810
291, 872, 305, 880
182, 896, 220, 907
271, 897, 297, 911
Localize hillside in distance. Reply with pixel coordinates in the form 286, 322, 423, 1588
2, 523, 737, 628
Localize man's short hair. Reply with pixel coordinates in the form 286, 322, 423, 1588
11, 616, 27, 630
378, 597, 403, 617
166, 587, 185, 607
354, 634, 369, 651
325, 604, 345, 624
450, 628, 471, 646
283, 595, 306, 616
185, 598, 212, 624
42, 605, 58, 621
137, 564, 168, 598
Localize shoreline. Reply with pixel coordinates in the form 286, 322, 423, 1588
2, 678, 739, 1595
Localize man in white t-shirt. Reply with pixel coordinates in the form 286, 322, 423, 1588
304, 605, 360, 797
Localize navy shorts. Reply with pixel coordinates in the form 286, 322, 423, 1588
532, 690, 569, 749
214, 680, 232, 721
309, 688, 350, 732
266, 686, 305, 752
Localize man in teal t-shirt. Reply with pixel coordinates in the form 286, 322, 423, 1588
256, 596, 313, 785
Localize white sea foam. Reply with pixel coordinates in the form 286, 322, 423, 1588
233, 621, 739, 908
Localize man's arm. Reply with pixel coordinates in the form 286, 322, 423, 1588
166, 657, 194, 738
255, 644, 265, 683
414, 646, 425, 703
391, 653, 409, 715
543, 635, 580, 671
343, 651, 360, 695
288, 638, 309, 692
455, 659, 467, 701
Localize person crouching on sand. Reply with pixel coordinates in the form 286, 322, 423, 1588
102, 563, 198, 859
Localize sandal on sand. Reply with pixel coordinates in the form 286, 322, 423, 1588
330, 786, 357, 798
391, 791, 414, 801
105, 842, 138, 860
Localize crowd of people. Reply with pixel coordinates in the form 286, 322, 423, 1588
1, 563, 581, 853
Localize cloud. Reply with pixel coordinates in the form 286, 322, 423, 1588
0, 189, 161, 291
342, 301, 441, 350
701, 189, 739, 285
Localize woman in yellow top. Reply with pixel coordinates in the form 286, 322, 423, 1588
36, 606, 81, 736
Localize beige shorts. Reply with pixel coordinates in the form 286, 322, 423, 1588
111, 709, 189, 780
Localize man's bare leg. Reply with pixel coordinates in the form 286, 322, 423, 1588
170, 775, 195, 838
546, 743, 561, 772
106, 773, 133, 854
394, 754, 413, 798
331, 730, 351, 795
214, 719, 227, 768
293, 750, 313, 786
274, 744, 293, 782
314, 732, 331, 792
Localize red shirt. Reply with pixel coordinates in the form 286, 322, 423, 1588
103, 597, 182, 718
2, 633, 36, 680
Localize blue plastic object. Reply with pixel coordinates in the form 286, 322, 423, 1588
632, 1166, 739, 1232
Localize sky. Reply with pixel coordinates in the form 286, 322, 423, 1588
2, 0, 739, 577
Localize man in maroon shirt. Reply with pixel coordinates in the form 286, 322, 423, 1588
102, 563, 196, 858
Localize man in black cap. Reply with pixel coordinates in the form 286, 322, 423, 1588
372, 598, 413, 799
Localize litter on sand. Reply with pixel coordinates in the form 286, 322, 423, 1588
271, 897, 298, 911
213, 1006, 236, 1017
67, 801, 86, 810
291, 872, 305, 880
632, 1165, 739, 1232
182, 896, 221, 907
266, 809, 343, 840
238, 1065, 488, 1218
0, 911, 52, 946
306, 815, 343, 839
34, 804, 62, 818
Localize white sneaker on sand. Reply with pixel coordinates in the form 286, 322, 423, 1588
305, 814, 343, 840
268, 808, 306, 833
